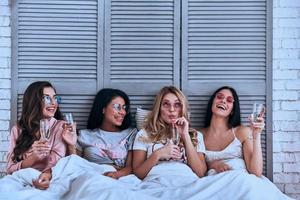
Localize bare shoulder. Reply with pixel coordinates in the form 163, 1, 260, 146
235, 125, 252, 143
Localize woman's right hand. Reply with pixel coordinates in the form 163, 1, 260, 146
155, 140, 182, 161
208, 160, 231, 173
30, 140, 51, 161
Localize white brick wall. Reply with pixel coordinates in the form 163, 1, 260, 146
0, 0, 299, 199
273, 0, 300, 200
0, 0, 11, 177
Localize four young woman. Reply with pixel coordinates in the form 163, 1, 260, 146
4, 82, 293, 199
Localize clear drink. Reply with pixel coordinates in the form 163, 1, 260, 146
64, 113, 74, 125
40, 119, 50, 141
64, 113, 74, 132
172, 125, 180, 145
251, 103, 265, 122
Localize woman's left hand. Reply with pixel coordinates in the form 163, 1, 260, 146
32, 171, 52, 190
62, 123, 77, 146
173, 117, 189, 138
103, 171, 120, 179
249, 116, 265, 139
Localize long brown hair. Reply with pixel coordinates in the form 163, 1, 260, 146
12, 81, 62, 162
143, 86, 198, 146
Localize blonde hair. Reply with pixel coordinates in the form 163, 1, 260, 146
142, 86, 198, 146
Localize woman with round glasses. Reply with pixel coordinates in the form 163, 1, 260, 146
6, 81, 68, 190
132, 86, 207, 182
65, 88, 137, 179
199, 86, 292, 199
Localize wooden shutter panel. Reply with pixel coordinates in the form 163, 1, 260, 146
181, 0, 271, 177
12, 0, 272, 178
13, 0, 99, 129
103, 0, 180, 96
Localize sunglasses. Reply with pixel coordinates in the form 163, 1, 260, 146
216, 93, 234, 103
112, 103, 129, 113
43, 95, 61, 105
161, 101, 182, 111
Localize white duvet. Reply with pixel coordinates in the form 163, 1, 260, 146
0, 155, 293, 200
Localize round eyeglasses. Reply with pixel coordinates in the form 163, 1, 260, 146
112, 103, 129, 113
216, 93, 234, 103
161, 101, 182, 111
43, 95, 62, 105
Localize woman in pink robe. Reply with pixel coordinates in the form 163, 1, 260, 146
6, 81, 68, 190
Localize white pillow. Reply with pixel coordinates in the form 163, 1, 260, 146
135, 107, 151, 130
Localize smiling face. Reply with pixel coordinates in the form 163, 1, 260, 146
211, 89, 235, 117
160, 92, 182, 125
102, 96, 127, 128
42, 87, 58, 118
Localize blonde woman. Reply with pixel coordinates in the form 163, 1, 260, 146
132, 86, 207, 180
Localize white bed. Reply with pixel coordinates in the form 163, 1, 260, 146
0, 155, 292, 200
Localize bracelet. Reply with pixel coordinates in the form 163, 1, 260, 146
68, 144, 76, 149
68, 145, 77, 154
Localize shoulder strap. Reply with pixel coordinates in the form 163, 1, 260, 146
231, 128, 237, 138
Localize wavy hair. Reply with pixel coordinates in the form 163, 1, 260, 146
204, 86, 241, 128
143, 86, 198, 146
13, 81, 62, 162
87, 88, 132, 130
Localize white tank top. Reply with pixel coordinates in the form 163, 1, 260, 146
203, 128, 247, 175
